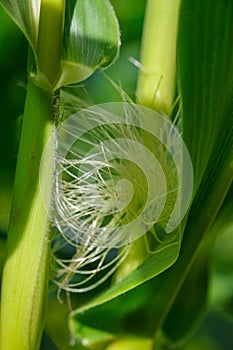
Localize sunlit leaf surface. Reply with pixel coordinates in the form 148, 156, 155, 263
57, 0, 120, 88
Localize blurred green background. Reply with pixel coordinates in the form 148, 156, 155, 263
0, 1, 232, 349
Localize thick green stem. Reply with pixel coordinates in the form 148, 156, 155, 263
0, 79, 54, 350
37, 0, 65, 88
0, 1, 66, 347
136, 0, 181, 115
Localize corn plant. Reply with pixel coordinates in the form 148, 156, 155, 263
0, 0, 232, 350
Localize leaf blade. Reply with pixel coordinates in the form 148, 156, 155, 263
179, 0, 233, 193
0, 0, 40, 53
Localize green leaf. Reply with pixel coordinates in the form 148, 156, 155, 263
0, 0, 39, 54
209, 190, 233, 313
56, 0, 120, 88
161, 189, 233, 343
162, 249, 209, 342
69, 276, 168, 347
179, 0, 233, 194
68, 241, 180, 345
71, 241, 179, 315
69, 311, 153, 350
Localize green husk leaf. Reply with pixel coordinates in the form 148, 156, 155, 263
56, 0, 120, 88
0, 0, 39, 54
